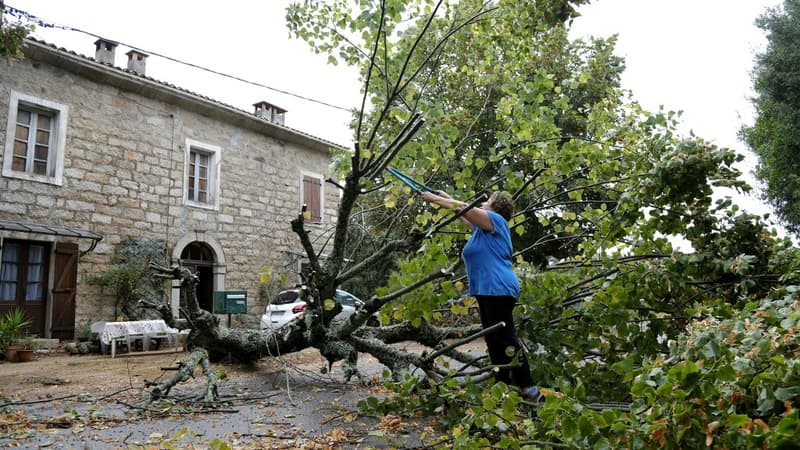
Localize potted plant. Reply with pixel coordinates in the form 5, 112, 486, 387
14, 335, 36, 362
0, 308, 31, 362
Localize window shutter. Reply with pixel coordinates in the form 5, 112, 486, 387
303, 175, 322, 222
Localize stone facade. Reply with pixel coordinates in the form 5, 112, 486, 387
0, 38, 342, 337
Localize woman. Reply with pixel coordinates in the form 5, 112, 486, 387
420, 190, 541, 401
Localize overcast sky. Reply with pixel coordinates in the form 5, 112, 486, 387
571, 0, 782, 222
10, 1, 362, 145
9, 0, 786, 230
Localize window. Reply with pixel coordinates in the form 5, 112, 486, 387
184, 139, 221, 209
188, 150, 210, 203
301, 173, 323, 222
0, 241, 48, 303
180, 241, 214, 263
3, 91, 68, 185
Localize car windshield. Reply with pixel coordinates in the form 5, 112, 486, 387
334, 290, 359, 307
271, 290, 300, 305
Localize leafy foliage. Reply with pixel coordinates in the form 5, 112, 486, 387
618, 292, 800, 449
741, 0, 800, 235
360, 230, 800, 449
0, 4, 34, 61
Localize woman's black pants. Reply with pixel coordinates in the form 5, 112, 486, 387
476, 295, 534, 388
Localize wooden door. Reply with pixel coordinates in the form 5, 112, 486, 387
51, 242, 78, 339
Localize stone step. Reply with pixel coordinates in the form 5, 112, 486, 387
33, 338, 60, 350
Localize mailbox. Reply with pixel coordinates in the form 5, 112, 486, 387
213, 290, 247, 314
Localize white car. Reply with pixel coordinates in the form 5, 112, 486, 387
260, 289, 371, 329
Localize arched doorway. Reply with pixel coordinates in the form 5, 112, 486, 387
180, 241, 215, 312
171, 233, 226, 317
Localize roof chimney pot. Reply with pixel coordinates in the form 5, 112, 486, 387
253, 101, 287, 125
125, 49, 149, 75
94, 38, 118, 65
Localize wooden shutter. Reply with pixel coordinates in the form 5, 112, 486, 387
51, 242, 78, 339
303, 175, 322, 222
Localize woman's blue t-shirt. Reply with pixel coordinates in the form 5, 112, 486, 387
461, 211, 520, 298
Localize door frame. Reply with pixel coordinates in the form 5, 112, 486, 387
170, 232, 226, 317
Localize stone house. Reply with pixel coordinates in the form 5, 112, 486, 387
0, 37, 344, 339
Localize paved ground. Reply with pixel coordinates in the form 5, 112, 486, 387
0, 344, 465, 449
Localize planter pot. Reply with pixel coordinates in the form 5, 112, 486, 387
4, 345, 23, 362
15, 349, 34, 362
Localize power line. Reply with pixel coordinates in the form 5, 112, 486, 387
3, 4, 354, 113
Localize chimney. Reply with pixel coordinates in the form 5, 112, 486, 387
94, 38, 118, 65
253, 101, 287, 125
125, 49, 149, 75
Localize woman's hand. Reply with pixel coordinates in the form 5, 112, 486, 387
420, 191, 438, 203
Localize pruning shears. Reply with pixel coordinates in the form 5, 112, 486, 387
386, 167, 437, 194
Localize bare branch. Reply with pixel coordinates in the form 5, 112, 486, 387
356, 0, 387, 147
421, 321, 504, 364
290, 206, 322, 277
363, 113, 426, 177
326, 177, 346, 191
336, 234, 425, 285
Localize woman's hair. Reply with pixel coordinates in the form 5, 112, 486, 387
490, 191, 514, 220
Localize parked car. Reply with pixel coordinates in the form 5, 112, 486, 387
260, 289, 378, 329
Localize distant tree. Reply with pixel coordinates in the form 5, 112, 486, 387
0, 2, 34, 61
741, 0, 800, 234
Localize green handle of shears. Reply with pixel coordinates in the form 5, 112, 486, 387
387, 167, 437, 193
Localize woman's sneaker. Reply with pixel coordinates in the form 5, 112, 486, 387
523, 386, 543, 403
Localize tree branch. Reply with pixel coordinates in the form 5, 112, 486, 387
336, 233, 424, 285
290, 206, 322, 277
335, 265, 455, 338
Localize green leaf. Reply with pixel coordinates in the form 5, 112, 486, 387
716, 364, 736, 381
774, 386, 800, 402
727, 414, 751, 428
777, 411, 799, 435
610, 357, 635, 381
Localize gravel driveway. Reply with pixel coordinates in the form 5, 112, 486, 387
0, 344, 463, 448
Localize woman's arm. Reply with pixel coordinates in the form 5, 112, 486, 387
420, 191, 494, 231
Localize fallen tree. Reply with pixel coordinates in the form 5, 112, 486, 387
145, 260, 486, 402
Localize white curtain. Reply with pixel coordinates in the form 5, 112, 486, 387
25, 245, 45, 301
0, 243, 19, 300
